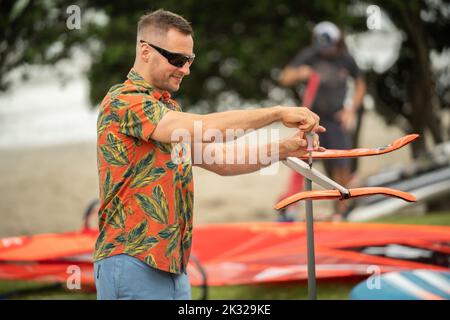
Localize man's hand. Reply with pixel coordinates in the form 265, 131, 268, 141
278, 106, 326, 132
336, 108, 356, 131
279, 131, 325, 160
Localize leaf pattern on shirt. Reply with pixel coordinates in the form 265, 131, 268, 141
143, 99, 170, 125
94, 229, 116, 260
103, 168, 124, 204
110, 97, 129, 111
134, 185, 169, 224
158, 224, 178, 240
165, 227, 181, 258
169, 256, 180, 274
120, 108, 143, 139
107, 196, 127, 229
144, 254, 158, 269
153, 140, 172, 154
130, 151, 166, 188
123, 220, 159, 255
97, 111, 119, 136
100, 132, 129, 166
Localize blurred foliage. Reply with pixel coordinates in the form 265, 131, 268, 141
0, 0, 362, 110
365, 0, 450, 155
73, 0, 361, 113
1, 0, 449, 154
0, 0, 88, 85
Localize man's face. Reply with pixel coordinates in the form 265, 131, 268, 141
143, 28, 194, 93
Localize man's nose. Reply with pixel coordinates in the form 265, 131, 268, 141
179, 62, 190, 75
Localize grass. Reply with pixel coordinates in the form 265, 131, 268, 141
0, 281, 96, 300
0, 280, 355, 300
191, 282, 356, 300
1, 211, 449, 300
366, 210, 450, 226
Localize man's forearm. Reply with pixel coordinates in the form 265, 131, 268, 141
199, 106, 282, 135
278, 65, 311, 87
350, 78, 366, 111
192, 129, 312, 175
153, 104, 321, 144
279, 68, 300, 87
159, 106, 282, 144
194, 142, 280, 176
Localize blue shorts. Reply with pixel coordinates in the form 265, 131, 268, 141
94, 254, 191, 300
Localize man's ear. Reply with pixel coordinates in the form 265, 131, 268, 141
139, 43, 151, 63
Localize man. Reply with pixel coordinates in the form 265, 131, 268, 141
278, 21, 366, 221
94, 9, 324, 300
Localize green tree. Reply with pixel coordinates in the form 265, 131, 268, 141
77, 0, 355, 112
0, 0, 88, 89
363, 0, 450, 156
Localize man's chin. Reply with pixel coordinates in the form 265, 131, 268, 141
168, 82, 181, 92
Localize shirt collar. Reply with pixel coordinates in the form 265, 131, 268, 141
127, 68, 172, 102
151, 90, 172, 102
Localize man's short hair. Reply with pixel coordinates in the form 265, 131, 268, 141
137, 9, 193, 40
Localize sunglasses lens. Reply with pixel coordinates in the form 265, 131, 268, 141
170, 56, 188, 68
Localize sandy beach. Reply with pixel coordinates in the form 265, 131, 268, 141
0, 110, 412, 237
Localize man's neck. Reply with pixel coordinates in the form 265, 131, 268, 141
132, 63, 163, 93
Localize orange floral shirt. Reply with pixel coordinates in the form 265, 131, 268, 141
93, 69, 194, 274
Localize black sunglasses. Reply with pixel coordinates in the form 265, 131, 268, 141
140, 40, 195, 68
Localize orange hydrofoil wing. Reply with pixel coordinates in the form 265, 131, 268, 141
275, 187, 416, 210
277, 134, 418, 211
300, 134, 419, 159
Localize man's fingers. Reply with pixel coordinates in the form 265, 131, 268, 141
311, 122, 320, 132
297, 124, 326, 135
298, 122, 315, 131
292, 132, 307, 147
315, 125, 326, 133
299, 114, 320, 132
283, 107, 323, 133
299, 138, 307, 147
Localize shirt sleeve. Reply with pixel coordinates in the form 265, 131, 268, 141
345, 54, 362, 79
118, 97, 171, 142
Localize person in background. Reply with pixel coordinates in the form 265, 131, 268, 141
278, 21, 366, 221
